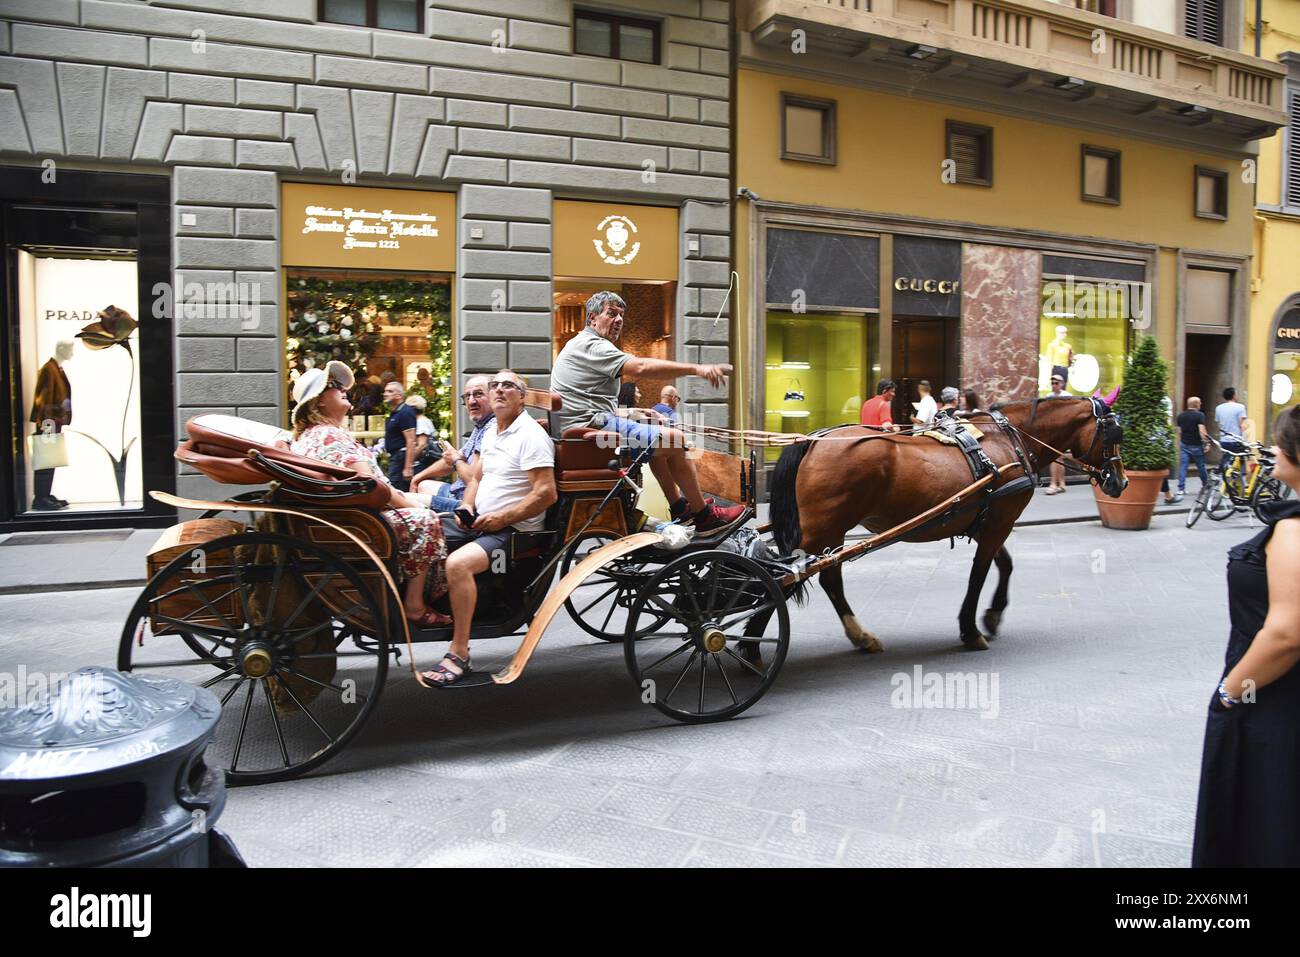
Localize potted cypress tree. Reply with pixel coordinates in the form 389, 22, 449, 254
1094, 335, 1175, 530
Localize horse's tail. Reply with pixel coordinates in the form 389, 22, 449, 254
770, 440, 813, 605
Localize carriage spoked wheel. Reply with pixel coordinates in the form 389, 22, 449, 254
561, 532, 670, 642
118, 531, 388, 786
624, 550, 789, 723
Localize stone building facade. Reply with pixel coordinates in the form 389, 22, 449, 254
0, 0, 733, 516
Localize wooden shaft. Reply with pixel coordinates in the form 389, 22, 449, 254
779, 463, 1020, 588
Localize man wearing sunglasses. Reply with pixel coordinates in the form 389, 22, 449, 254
423, 369, 557, 687
410, 374, 495, 512
551, 290, 744, 532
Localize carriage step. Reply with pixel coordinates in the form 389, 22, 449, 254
422, 669, 496, 689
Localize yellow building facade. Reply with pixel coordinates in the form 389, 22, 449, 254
1246, 0, 1300, 438
732, 0, 1287, 476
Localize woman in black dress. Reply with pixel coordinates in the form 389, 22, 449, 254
1192, 404, 1300, 866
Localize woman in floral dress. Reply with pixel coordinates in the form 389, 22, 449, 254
290, 362, 449, 627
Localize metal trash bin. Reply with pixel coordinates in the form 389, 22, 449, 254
0, 667, 244, 867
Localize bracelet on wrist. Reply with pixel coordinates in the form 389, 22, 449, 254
1217, 680, 1241, 707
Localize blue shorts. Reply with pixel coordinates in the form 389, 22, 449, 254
595, 412, 664, 457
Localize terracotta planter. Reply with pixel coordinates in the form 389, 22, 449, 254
1092, 469, 1168, 530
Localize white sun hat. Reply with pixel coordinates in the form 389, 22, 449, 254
292, 359, 355, 406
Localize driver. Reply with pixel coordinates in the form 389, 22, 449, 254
551, 290, 744, 533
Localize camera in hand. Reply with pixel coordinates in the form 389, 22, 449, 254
454, 507, 476, 527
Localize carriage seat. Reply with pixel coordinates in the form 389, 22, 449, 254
177, 414, 390, 508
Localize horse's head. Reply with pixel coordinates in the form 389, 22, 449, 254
1088, 395, 1128, 498
1012, 394, 1128, 497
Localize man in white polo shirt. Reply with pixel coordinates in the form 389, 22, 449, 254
422, 369, 556, 687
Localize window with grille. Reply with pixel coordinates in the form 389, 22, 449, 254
574, 9, 661, 64
1286, 83, 1300, 211
1195, 166, 1228, 220
781, 94, 836, 165
1184, 0, 1224, 46
319, 0, 421, 31
946, 121, 993, 187
1082, 145, 1121, 204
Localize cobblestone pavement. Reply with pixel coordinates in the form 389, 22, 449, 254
0, 511, 1252, 867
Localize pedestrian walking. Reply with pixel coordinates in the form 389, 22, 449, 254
1176, 396, 1211, 499
911, 380, 937, 430
1193, 405, 1300, 866
1044, 373, 1070, 494
934, 386, 960, 422
1214, 387, 1248, 454
860, 379, 896, 430
382, 380, 418, 492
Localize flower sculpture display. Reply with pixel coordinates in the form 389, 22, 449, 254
74, 305, 140, 506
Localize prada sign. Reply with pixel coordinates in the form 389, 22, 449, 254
894, 277, 960, 295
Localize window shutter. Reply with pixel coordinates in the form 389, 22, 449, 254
951, 132, 982, 181
1287, 85, 1300, 209
1184, 0, 1223, 46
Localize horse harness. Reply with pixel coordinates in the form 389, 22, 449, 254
921, 412, 1035, 542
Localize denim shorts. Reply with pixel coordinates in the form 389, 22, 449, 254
594, 412, 663, 456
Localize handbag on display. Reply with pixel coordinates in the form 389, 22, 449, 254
29, 432, 69, 470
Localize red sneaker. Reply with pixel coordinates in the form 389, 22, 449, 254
693, 502, 745, 533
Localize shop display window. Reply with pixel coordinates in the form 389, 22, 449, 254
12, 251, 143, 515
553, 280, 676, 407
1038, 280, 1132, 397
1273, 351, 1299, 413
285, 268, 452, 440
764, 311, 867, 462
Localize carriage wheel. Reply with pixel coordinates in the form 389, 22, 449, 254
561, 532, 669, 643
624, 550, 789, 723
118, 531, 389, 786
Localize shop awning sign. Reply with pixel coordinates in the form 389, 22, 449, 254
281, 184, 456, 271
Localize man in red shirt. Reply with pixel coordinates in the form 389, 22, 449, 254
860, 379, 896, 429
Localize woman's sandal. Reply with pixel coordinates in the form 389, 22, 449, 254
408, 608, 453, 628
421, 652, 471, 687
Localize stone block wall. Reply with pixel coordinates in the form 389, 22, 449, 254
0, 0, 733, 498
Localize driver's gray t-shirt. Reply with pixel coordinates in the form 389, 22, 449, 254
551, 328, 628, 432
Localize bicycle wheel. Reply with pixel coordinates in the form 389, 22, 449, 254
1186, 480, 1213, 528
1205, 476, 1238, 521
1251, 475, 1294, 521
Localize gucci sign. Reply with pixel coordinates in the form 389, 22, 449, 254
894, 277, 960, 294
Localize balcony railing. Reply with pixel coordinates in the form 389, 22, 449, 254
743, 0, 1286, 134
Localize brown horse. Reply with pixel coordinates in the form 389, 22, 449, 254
768, 396, 1127, 651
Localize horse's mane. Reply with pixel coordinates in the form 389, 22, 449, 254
987, 395, 1090, 413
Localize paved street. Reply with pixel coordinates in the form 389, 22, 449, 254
1, 510, 1251, 867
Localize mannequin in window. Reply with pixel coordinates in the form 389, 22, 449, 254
1045, 324, 1075, 387
30, 339, 74, 511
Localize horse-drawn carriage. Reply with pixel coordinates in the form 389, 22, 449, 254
119, 387, 1127, 786
118, 390, 790, 785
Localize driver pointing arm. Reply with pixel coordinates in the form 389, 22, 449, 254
550, 291, 744, 533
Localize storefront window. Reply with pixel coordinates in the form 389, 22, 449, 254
1038, 280, 1133, 396
12, 251, 143, 514
285, 268, 452, 440
1273, 307, 1300, 417
764, 311, 867, 462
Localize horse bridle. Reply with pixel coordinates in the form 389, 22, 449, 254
1003, 397, 1127, 497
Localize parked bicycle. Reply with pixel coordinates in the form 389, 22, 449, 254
1186, 438, 1293, 527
